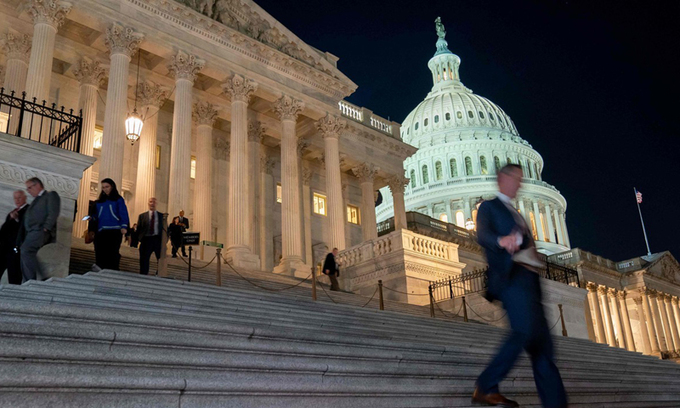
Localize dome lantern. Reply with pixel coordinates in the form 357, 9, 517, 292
429, 17, 462, 90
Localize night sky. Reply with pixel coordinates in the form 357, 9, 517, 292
254, 0, 680, 262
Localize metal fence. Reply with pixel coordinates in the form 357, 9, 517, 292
0, 88, 83, 153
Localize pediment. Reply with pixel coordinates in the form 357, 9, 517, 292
645, 252, 680, 283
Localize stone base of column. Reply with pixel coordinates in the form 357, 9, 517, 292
274, 256, 310, 279
225, 247, 260, 271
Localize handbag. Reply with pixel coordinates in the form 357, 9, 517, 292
84, 230, 95, 244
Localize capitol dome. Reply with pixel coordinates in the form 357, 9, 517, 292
377, 18, 571, 255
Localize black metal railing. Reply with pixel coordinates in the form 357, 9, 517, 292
429, 262, 580, 303
0, 88, 83, 153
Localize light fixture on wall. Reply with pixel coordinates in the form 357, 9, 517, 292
125, 51, 144, 145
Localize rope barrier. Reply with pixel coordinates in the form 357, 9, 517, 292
382, 285, 430, 296
433, 299, 453, 318
317, 279, 338, 304
549, 314, 562, 331
220, 254, 311, 292
465, 302, 508, 323
176, 253, 217, 270
360, 287, 379, 308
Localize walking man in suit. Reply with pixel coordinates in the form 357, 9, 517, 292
137, 197, 165, 275
17, 177, 61, 282
0, 190, 29, 284
471, 164, 567, 408
323, 248, 340, 291
177, 210, 189, 257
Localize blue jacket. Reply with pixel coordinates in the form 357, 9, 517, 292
476, 197, 533, 301
95, 197, 130, 232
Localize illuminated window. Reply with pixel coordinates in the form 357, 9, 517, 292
435, 161, 443, 180
439, 213, 448, 223
480, 156, 488, 175
190, 156, 196, 179
465, 156, 473, 176
276, 183, 282, 203
0, 112, 9, 133
455, 211, 465, 228
347, 204, 360, 225
494, 156, 501, 173
456, 111, 462, 119
449, 158, 458, 177
540, 213, 549, 242
313, 193, 327, 215
507, 157, 512, 165
410, 170, 416, 187
472, 209, 478, 229
529, 212, 539, 241
155, 145, 161, 169
93, 128, 103, 150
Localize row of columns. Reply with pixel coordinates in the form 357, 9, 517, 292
517, 198, 569, 247
586, 282, 680, 356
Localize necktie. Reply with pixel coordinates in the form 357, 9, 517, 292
150, 211, 155, 236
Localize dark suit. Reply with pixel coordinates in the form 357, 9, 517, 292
137, 210, 165, 275
476, 197, 566, 408
323, 252, 340, 291
177, 216, 189, 256
0, 204, 28, 284
17, 190, 60, 282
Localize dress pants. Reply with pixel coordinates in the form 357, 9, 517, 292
94, 230, 123, 270
20, 230, 48, 282
328, 272, 340, 291
0, 247, 22, 284
477, 267, 567, 408
139, 235, 161, 275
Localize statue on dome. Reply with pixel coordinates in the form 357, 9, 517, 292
435, 17, 446, 39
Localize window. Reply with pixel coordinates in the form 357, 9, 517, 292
93, 128, 103, 150
534, 163, 540, 180
507, 157, 512, 165
424, 118, 429, 126
445, 112, 451, 121
489, 113, 495, 121
529, 212, 538, 241
414, 122, 419, 130
480, 156, 488, 175
0, 112, 8, 133
434, 115, 439, 123
313, 193, 327, 215
540, 213, 549, 242
465, 156, 473, 176
347, 205, 360, 225
456, 111, 462, 119
422, 165, 429, 184
155, 145, 161, 169
455, 211, 465, 228
468, 110, 474, 118
449, 158, 458, 177
190, 156, 196, 179
472, 209, 478, 226
479, 111, 485, 119
439, 213, 448, 222
435, 161, 443, 180
276, 183, 282, 203
527, 161, 533, 178
494, 156, 501, 173
410, 170, 416, 187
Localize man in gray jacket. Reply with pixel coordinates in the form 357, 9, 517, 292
17, 177, 60, 282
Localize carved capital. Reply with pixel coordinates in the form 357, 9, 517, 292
297, 138, 310, 156
248, 121, 265, 143
316, 113, 346, 139
193, 100, 219, 127
168, 51, 204, 83
214, 137, 230, 157
222, 74, 257, 103
662, 293, 672, 303
260, 154, 275, 175
596, 285, 608, 296
1, 33, 31, 63
302, 165, 312, 185
73, 57, 106, 87
672, 296, 679, 306
387, 174, 409, 194
585, 281, 598, 293
352, 163, 378, 183
616, 290, 627, 301
105, 24, 144, 57
647, 289, 658, 298
607, 287, 617, 297
26, 0, 71, 28
137, 80, 169, 108
633, 296, 643, 306
273, 95, 304, 121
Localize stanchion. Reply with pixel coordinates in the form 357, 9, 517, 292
428, 285, 435, 318
462, 295, 468, 322
215, 248, 222, 287
378, 280, 384, 311
188, 246, 192, 282
559, 304, 568, 337
311, 266, 317, 301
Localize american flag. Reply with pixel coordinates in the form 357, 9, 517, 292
635, 189, 642, 204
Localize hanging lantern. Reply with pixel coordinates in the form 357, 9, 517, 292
125, 108, 143, 145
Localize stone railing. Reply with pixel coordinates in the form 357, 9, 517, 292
338, 100, 399, 138
548, 248, 618, 271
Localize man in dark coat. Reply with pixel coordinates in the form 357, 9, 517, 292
0, 190, 29, 284
323, 248, 340, 291
136, 198, 166, 275
177, 210, 189, 257
471, 164, 566, 408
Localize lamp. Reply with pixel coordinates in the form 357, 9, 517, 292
125, 51, 144, 144
465, 218, 475, 231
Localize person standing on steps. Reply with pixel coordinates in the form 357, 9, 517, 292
471, 164, 567, 408
92, 178, 129, 271
177, 210, 189, 257
136, 197, 165, 275
168, 216, 183, 258
17, 177, 60, 282
0, 190, 29, 284
323, 248, 340, 291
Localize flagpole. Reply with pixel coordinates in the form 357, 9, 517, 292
634, 187, 652, 256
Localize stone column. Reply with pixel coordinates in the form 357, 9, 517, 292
1, 32, 31, 94
663, 294, 680, 351
248, 121, 264, 256
532, 201, 545, 241
72, 58, 105, 238
387, 175, 409, 231
353, 163, 378, 241
608, 289, 626, 349
598, 286, 617, 347
672, 297, 680, 340
544, 203, 556, 243
272, 95, 306, 276
23, 0, 71, 104
560, 212, 571, 247
222, 74, 260, 269
659, 293, 678, 351
518, 199, 529, 225
618, 291, 636, 352
553, 208, 565, 246
192, 100, 218, 244
463, 197, 472, 221
167, 51, 204, 222
302, 165, 313, 264
132, 81, 167, 218
99, 24, 143, 185
316, 114, 347, 250
633, 296, 652, 355
259, 155, 274, 271
641, 289, 661, 353
648, 290, 668, 352
586, 282, 607, 344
